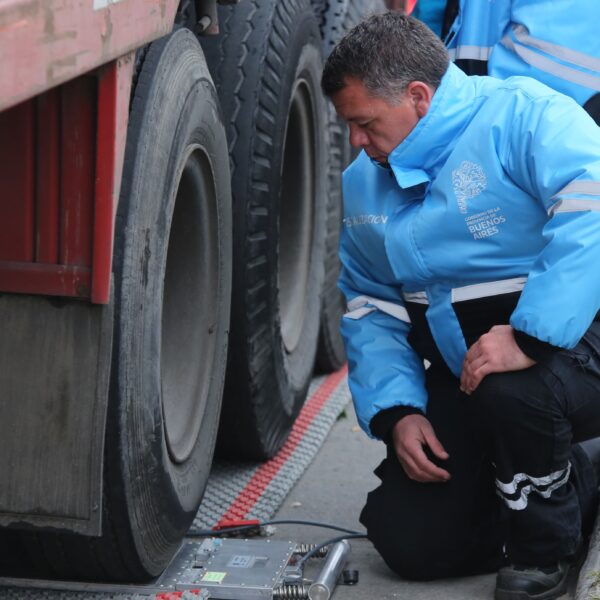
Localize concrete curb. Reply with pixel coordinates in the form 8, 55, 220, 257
575, 510, 600, 600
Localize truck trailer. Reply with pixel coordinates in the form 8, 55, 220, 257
0, 0, 382, 582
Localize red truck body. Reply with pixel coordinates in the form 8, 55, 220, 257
0, 0, 178, 302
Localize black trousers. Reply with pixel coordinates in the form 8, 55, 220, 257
360, 324, 600, 580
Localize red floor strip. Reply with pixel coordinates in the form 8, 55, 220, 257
216, 366, 348, 526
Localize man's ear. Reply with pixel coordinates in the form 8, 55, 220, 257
406, 81, 434, 118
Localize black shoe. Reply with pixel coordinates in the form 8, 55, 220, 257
494, 562, 571, 600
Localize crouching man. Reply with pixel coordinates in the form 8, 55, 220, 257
322, 12, 600, 600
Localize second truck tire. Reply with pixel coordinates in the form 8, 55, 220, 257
202, 0, 328, 459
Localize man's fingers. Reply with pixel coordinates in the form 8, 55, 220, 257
465, 354, 489, 375
392, 415, 451, 483
402, 455, 448, 483
460, 361, 474, 392
468, 362, 493, 392
423, 427, 449, 460
461, 354, 489, 393
464, 339, 482, 363
405, 441, 450, 482
397, 442, 441, 482
400, 455, 435, 482
461, 350, 487, 391
461, 365, 476, 393
462, 326, 536, 393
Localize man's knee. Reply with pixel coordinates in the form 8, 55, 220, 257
471, 369, 552, 428
364, 522, 460, 580
361, 492, 480, 580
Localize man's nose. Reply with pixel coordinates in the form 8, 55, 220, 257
348, 125, 368, 148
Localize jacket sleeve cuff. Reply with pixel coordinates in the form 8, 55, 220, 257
369, 405, 425, 443
513, 329, 561, 363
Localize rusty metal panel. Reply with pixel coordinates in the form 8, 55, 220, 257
0, 101, 35, 261
0, 262, 91, 297
0, 80, 96, 297
0, 0, 179, 112
0, 292, 112, 535
92, 53, 133, 303
35, 88, 61, 264
60, 75, 96, 270
0, 56, 131, 302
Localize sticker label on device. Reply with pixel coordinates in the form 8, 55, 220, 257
201, 571, 227, 583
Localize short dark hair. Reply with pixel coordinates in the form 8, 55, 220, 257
321, 12, 449, 103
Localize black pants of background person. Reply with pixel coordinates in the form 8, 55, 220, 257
360, 323, 600, 581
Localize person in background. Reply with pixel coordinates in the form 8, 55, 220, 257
444, 0, 600, 122
387, 0, 455, 47
322, 12, 600, 600
411, 0, 447, 37
384, 0, 411, 11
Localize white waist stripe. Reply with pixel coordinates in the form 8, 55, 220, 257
495, 463, 571, 511
345, 295, 410, 323
512, 24, 600, 74
402, 291, 428, 304
344, 306, 376, 320
452, 277, 526, 302
402, 277, 527, 305
553, 181, 600, 198
549, 198, 600, 216
448, 45, 492, 61
501, 35, 600, 92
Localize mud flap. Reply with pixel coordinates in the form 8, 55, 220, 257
0, 293, 112, 536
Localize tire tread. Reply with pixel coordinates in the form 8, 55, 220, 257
202, 0, 326, 458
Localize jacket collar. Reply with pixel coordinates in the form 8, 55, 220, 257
388, 63, 477, 189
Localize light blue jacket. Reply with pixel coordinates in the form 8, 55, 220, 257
340, 63, 600, 436
413, 0, 447, 37
446, 0, 600, 106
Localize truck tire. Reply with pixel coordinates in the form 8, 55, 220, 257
314, 96, 350, 374
21, 28, 232, 581
201, 0, 327, 459
315, 0, 386, 373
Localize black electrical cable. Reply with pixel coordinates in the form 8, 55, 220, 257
296, 533, 368, 566
186, 519, 365, 538
269, 519, 364, 535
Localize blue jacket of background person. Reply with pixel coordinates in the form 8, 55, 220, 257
446, 0, 600, 106
413, 0, 447, 37
339, 63, 600, 436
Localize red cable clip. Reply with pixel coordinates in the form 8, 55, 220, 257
212, 518, 261, 531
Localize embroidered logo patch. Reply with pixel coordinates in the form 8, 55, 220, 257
343, 214, 389, 227
452, 161, 487, 214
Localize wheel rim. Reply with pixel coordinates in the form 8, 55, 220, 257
278, 79, 316, 354
161, 147, 219, 464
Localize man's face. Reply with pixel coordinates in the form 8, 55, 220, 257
331, 77, 429, 163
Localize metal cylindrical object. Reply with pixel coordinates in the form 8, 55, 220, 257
308, 540, 351, 600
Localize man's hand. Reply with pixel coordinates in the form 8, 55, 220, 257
392, 414, 450, 483
460, 325, 535, 394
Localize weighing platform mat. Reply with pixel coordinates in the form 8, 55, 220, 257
193, 367, 350, 530
0, 368, 351, 599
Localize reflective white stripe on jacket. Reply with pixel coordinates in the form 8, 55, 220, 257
446, 0, 600, 106
340, 64, 600, 437
445, 0, 509, 62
